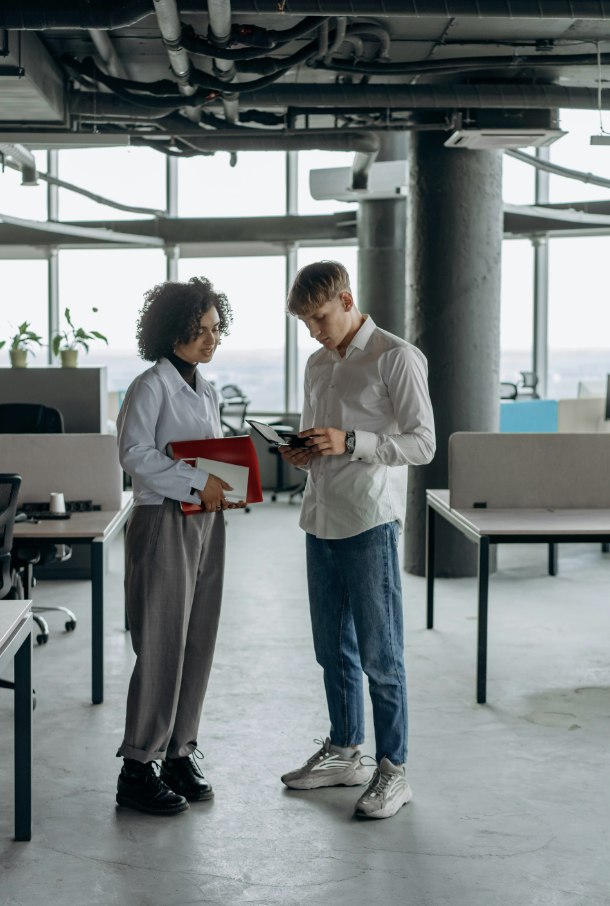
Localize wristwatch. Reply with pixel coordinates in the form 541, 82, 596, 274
345, 431, 356, 455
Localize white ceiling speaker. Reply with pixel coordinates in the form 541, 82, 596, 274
444, 129, 566, 150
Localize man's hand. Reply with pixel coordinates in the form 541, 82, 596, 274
299, 427, 347, 457
280, 444, 314, 468
197, 474, 233, 513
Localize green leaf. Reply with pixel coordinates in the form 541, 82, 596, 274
75, 327, 88, 338
76, 338, 89, 352
90, 331, 108, 344
0, 341, 5, 350
92, 307, 98, 313
65, 308, 74, 328
52, 335, 61, 356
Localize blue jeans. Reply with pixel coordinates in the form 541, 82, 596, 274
306, 522, 408, 765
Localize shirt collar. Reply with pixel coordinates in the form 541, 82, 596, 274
156, 356, 203, 397
348, 314, 376, 351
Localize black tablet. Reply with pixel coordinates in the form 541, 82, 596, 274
246, 420, 309, 448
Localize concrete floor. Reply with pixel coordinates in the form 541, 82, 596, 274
0, 499, 609, 906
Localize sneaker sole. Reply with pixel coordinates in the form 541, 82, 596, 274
355, 785, 413, 819
116, 794, 190, 815
282, 770, 370, 790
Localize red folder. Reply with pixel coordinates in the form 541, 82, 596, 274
168, 436, 263, 514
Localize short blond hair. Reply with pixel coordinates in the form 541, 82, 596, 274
287, 260, 351, 317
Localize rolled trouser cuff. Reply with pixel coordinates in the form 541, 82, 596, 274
116, 741, 167, 763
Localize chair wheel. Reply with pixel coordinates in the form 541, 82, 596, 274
245, 506, 251, 513
65, 620, 77, 632
271, 494, 277, 502
36, 633, 49, 645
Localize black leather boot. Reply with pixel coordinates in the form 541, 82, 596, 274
160, 753, 214, 801
116, 759, 189, 815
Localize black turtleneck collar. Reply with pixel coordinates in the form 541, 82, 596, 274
166, 349, 197, 387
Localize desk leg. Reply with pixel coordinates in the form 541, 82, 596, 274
477, 537, 490, 705
23, 563, 33, 601
123, 522, 129, 633
426, 504, 435, 629
602, 543, 610, 554
548, 543, 558, 576
91, 539, 104, 705
14, 629, 32, 841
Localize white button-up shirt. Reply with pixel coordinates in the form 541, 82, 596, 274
117, 357, 222, 507
299, 316, 435, 540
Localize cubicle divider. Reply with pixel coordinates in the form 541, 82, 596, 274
449, 432, 610, 509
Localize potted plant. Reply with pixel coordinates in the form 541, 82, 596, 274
2, 322, 44, 368
52, 307, 108, 368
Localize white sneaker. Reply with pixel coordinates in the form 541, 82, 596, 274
354, 757, 412, 819
281, 738, 370, 790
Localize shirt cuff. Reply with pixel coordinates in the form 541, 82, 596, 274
352, 430, 378, 463
188, 469, 209, 493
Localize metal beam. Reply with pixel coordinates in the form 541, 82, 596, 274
285, 150, 299, 414
47, 150, 59, 364
532, 146, 550, 399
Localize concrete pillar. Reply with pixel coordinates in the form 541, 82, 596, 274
357, 133, 407, 336
405, 131, 503, 578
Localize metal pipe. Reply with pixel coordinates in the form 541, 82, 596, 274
324, 16, 346, 62
506, 148, 610, 191
242, 82, 610, 110
345, 24, 390, 60
88, 29, 129, 79
351, 149, 378, 191
140, 130, 381, 153
316, 20, 329, 59
0, 142, 38, 185
208, 0, 239, 124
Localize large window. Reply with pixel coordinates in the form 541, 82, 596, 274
58, 147, 166, 221
178, 256, 286, 411
178, 151, 285, 218
0, 151, 47, 221
0, 260, 48, 365
58, 249, 166, 390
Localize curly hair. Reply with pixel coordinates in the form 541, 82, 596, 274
136, 276, 233, 362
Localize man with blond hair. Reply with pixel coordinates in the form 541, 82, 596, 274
279, 260, 435, 819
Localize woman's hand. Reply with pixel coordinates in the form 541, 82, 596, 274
198, 475, 233, 512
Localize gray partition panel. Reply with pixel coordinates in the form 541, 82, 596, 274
0, 434, 122, 510
449, 432, 610, 509
0, 366, 107, 433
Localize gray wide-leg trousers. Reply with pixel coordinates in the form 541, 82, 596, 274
118, 499, 225, 763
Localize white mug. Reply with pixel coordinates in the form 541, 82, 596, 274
49, 492, 66, 514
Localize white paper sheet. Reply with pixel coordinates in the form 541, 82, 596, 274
196, 458, 249, 504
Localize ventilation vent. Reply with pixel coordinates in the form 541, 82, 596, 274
444, 129, 566, 150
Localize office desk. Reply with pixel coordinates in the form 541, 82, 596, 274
13, 492, 133, 705
426, 489, 610, 704
0, 601, 33, 841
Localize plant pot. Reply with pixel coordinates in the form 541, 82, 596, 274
60, 349, 79, 368
9, 349, 28, 368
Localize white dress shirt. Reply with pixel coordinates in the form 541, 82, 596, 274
299, 316, 435, 540
117, 357, 222, 507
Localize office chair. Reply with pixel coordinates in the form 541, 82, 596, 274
219, 384, 250, 437
0, 402, 77, 641
500, 382, 518, 400
0, 403, 64, 434
0, 474, 42, 701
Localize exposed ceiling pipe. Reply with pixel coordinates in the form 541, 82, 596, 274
324, 16, 346, 63
136, 131, 381, 153
152, 0, 202, 124
0, 143, 38, 185
88, 29, 129, 80
4, 1, 610, 29
241, 82, 610, 110
208, 0, 239, 123
345, 24, 390, 60
506, 149, 610, 191
351, 149, 378, 191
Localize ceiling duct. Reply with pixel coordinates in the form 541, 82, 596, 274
444, 128, 566, 150
0, 143, 38, 185
241, 83, 610, 111
3, 0, 610, 29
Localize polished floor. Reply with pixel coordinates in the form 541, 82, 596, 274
0, 499, 609, 905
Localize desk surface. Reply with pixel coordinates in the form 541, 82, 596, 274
0, 601, 32, 652
428, 489, 610, 536
13, 492, 133, 541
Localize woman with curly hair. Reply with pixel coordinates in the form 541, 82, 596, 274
115, 276, 243, 816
